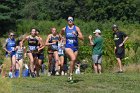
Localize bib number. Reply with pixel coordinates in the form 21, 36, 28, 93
68, 39, 74, 44
29, 46, 36, 51
58, 49, 63, 54
11, 47, 15, 51
16, 53, 23, 59
51, 45, 58, 50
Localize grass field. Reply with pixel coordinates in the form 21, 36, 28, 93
0, 73, 140, 93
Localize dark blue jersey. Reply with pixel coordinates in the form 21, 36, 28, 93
65, 25, 78, 49
6, 38, 16, 51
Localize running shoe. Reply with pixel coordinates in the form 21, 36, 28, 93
47, 72, 51, 76
64, 72, 67, 76
31, 72, 36, 78
9, 72, 13, 78
117, 70, 123, 73
68, 75, 74, 83
61, 71, 64, 76
55, 71, 60, 76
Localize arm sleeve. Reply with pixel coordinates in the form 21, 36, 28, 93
93, 38, 97, 45
121, 32, 127, 37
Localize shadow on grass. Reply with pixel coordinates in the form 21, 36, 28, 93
66, 79, 84, 84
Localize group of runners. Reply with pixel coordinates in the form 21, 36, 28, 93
1, 16, 128, 82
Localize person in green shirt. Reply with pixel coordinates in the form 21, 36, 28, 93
88, 29, 103, 74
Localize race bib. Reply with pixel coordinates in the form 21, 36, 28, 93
58, 49, 64, 54
11, 47, 15, 51
51, 45, 58, 50
16, 49, 23, 59
16, 54, 23, 59
29, 46, 37, 51
68, 39, 74, 44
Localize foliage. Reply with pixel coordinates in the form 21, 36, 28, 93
13, 19, 140, 72
0, 0, 20, 35
1, 0, 140, 71
17, 0, 140, 22
1, 0, 140, 34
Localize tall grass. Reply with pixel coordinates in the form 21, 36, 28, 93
0, 78, 12, 93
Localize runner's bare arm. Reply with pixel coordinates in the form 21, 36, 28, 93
23, 46, 27, 58
15, 46, 18, 51
76, 26, 84, 40
59, 27, 65, 39
38, 37, 45, 51
3, 39, 8, 52
20, 36, 28, 47
45, 34, 55, 46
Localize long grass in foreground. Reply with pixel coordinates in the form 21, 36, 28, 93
0, 73, 140, 93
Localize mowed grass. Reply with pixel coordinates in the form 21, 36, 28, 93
0, 73, 140, 93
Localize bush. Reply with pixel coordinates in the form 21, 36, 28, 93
13, 19, 140, 72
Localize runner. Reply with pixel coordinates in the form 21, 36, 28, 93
45, 27, 60, 76
63, 54, 68, 75
15, 39, 26, 77
36, 29, 45, 77
3, 32, 16, 77
20, 28, 43, 78
60, 16, 84, 81
58, 37, 65, 75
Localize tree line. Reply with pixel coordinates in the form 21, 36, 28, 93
1, 0, 140, 34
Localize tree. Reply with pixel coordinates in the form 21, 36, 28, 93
0, 0, 19, 35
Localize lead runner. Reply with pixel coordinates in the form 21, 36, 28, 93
60, 16, 84, 82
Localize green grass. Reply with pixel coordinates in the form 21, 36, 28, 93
0, 73, 140, 93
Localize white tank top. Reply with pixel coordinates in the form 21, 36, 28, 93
58, 42, 64, 55
16, 46, 24, 60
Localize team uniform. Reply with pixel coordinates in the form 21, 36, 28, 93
37, 39, 44, 60
15, 46, 24, 77
37, 49, 44, 60
58, 41, 64, 57
113, 31, 127, 59
5, 38, 16, 57
27, 35, 39, 56
65, 25, 78, 52
16, 46, 24, 60
48, 35, 59, 54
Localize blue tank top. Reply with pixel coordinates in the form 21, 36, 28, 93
65, 25, 78, 48
6, 38, 16, 51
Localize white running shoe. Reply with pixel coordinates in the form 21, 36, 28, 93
61, 71, 64, 76
68, 76, 72, 80
9, 72, 13, 78
55, 71, 60, 76
68, 76, 74, 83
47, 72, 51, 76
64, 73, 67, 76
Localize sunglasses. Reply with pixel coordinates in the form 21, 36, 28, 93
10, 35, 15, 36
68, 19, 73, 22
